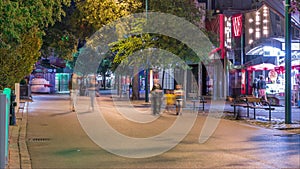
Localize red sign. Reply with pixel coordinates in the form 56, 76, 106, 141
232, 14, 242, 37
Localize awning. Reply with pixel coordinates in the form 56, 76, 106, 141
247, 63, 276, 71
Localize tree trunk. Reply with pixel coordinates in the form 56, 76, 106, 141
132, 66, 140, 100
118, 75, 122, 97
161, 68, 165, 89
102, 72, 106, 90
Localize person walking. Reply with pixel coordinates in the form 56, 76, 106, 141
258, 75, 267, 101
69, 73, 79, 112
164, 90, 175, 113
88, 76, 98, 111
252, 78, 258, 98
174, 84, 184, 115
151, 79, 163, 115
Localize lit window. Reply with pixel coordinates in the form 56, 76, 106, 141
249, 28, 254, 34
255, 32, 260, 38
256, 16, 260, 21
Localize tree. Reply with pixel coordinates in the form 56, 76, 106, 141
0, 0, 71, 89
75, 0, 142, 30
72, 0, 204, 99
109, 0, 204, 100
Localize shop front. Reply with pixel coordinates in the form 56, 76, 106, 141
244, 46, 300, 106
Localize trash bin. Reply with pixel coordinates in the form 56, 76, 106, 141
20, 84, 31, 99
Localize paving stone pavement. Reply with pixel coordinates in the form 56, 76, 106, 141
6, 93, 300, 169
8, 101, 31, 169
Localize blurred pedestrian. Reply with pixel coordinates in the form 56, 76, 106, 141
174, 84, 184, 115
164, 90, 175, 113
258, 75, 267, 102
69, 73, 79, 112
151, 79, 163, 115
88, 76, 98, 111
252, 78, 258, 98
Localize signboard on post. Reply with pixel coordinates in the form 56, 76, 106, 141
232, 14, 243, 38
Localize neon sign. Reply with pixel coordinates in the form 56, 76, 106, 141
232, 14, 242, 37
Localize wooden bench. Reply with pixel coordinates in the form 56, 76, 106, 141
244, 97, 275, 121
227, 96, 248, 119
228, 96, 275, 121
191, 96, 207, 112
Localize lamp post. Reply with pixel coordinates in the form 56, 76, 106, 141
144, 0, 149, 102
285, 0, 292, 124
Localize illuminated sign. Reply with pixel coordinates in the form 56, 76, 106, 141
232, 14, 242, 37
281, 42, 300, 51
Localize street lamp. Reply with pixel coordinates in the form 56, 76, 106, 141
285, 0, 292, 124
145, 0, 149, 102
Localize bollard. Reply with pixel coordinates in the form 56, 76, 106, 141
0, 94, 8, 168
10, 90, 17, 125
15, 83, 20, 115
2, 88, 11, 166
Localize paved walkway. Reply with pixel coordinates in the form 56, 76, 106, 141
8, 93, 300, 169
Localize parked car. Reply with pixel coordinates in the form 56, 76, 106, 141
30, 78, 51, 93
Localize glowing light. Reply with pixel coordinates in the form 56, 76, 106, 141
255, 32, 260, 38
249, 28, 254, 33
256, 15, 260, 21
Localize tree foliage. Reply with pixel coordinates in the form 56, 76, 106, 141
107, 0, 203, 99
109, 0, 203, 66
75, 0, 142, 30
0, 0, 71, 89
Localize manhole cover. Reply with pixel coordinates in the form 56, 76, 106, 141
28, 138, 51, 142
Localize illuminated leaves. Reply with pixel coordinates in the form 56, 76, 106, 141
0, 0, 72, 89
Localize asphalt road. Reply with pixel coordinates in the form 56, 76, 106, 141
25, 94, 300, 169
